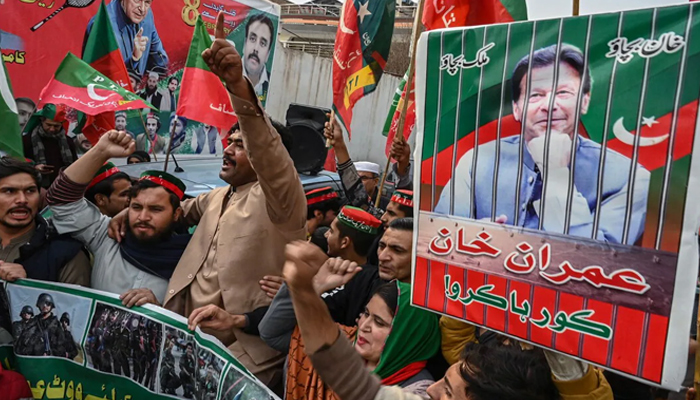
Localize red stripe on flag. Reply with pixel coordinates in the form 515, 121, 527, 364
176, 66, 238, 131
421, 115, 519, 186
38, 80, 151, 114
465, 270, 485, 325
606, 101, 698, 171
641, 314, 669, 383
446, 265, 466, 319
427, 261, 447, 312
506, 280, 530, 340
413, 256, 429, 308
581, 299, 614, 366
485, 274, 507, 332
554, 293, 584, 356
610, 306, 645, 375
530, 286, 556, 347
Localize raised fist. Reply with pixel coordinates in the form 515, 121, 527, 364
202, 13, 244, 89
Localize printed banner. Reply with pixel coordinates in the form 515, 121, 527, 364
413, 3, 700, 390
0, 0, 279, 155
0, 279, 278, 400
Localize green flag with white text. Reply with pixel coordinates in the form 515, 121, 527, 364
0, 53, 23, 158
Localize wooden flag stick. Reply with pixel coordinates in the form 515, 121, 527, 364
163, 117, 177, 172
573, 0, 580, 16
375, 0, 424, 209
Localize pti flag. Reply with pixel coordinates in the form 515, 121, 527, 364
176, 16, 238, 132
0, 54, 23, 158
77, 0, 135, 143
414, 3, 700, 389
422, 0, 528, 31
38, 53, 153, 115
383, 0, 528, 156
332, 0, 395, 137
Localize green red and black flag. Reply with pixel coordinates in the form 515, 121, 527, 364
413, 4, 700, 388
332, 0, 395, 138
176, 16, 237, 132
383, 0, 528, 156
0, 51, 24, 158
37, 52, 153, 115
77, 0, 134, 143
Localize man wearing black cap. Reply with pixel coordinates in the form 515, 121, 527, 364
46, 130, 191, 306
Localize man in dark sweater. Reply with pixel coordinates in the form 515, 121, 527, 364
22, 104, 78, 187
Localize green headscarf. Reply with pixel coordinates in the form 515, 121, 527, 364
371, 280, 441, 379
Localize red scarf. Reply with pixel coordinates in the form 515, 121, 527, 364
381, 360, 427, 386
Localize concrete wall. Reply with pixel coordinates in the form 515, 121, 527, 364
265, 47, 406, 167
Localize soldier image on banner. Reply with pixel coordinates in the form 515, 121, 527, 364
160, 327, 197, 399
85, 302, 163, 390
196, 348, 225, 400
11, 305, 33, 341
13, 293, 75, 358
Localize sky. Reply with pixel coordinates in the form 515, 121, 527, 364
285, 0, 690, 18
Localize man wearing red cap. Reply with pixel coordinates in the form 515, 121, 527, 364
85, 162, 132, 217
46, 130, 191, 307
305, 186, 342, 237
134, 15, 306, 386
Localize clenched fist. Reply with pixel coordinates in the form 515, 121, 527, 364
95, 130, 136, 159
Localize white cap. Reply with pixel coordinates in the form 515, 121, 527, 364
355, 161, 380, 175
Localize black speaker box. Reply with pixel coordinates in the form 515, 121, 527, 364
286, 104, 331, 174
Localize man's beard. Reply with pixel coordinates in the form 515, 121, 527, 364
126, 218, 174, 245
146, 85, 157, 95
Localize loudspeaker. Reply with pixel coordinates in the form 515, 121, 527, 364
286, 103, 331, 174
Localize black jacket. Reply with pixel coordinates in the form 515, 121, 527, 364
15, 216, 86, 282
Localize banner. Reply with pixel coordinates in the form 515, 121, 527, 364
0, 279, 278, 400
413, 3, 700, 390
0, 0, 280, 155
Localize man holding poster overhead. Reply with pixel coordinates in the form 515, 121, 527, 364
435, 44, 650, 245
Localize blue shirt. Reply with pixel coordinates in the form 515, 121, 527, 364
83, 0, 168, 77
435, 136, 650, 245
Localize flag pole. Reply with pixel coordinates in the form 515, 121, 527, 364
695, 294, 700, 396
375, 0, 424, 208
573, 0, 580, 16
163, 117, 176, 172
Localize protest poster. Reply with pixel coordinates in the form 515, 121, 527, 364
0, 279, 278, 400
0, 0, 279, 154
412, 3, 700, 389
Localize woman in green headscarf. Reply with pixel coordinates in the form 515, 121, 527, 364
286, 280, 441, 400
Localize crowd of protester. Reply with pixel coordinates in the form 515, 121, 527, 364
1, 16, 696, 400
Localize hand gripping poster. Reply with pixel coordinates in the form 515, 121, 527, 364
0, 279, 278, 400
413, 3, 700, 390
0, 0, 279, 155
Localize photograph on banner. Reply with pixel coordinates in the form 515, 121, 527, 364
121, 109, 226, 156
2, 0, 279, 152
6, 283, 90, 362
196, 347, 226, 400
161, 326, 198, 398
414, 3, 700, 389
1, 279, 281, 400
85, 302, 163, 389
220, 363, 275, 400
